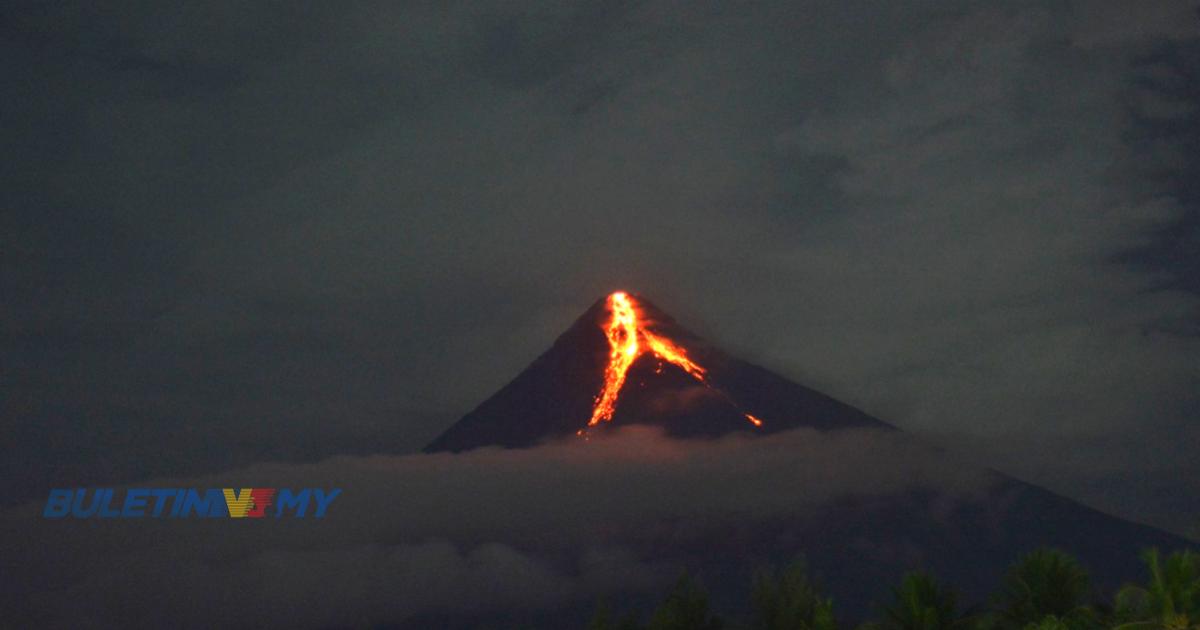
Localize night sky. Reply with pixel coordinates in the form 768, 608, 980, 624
3, 0, 1199, 566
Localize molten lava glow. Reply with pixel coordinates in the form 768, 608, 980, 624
642, 330, 705, 381
585, 292, 763, 430
588, 292, 641, 428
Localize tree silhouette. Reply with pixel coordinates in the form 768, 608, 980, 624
995, 548, 1094, 629
578, 547, 1200, 630
588, 598, 645, 630
1113, 548, 1200, 630
751, 560, 838, 630
1020, 615, 1073, 630
646, 572, 723, 630
881, 572, 970, 630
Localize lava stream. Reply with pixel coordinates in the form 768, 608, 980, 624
583, 292, 763, 432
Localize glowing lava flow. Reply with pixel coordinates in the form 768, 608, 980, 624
583, 292, 764, 431
588, 292, 641, 428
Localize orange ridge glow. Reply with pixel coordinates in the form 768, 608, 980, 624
583, 291, 764, 432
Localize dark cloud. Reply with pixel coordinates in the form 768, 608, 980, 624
2, 0, 1198, 541
1, 426, 994, 628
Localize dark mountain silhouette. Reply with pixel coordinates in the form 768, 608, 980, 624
422, 292, 1191, 623
425, 292, 886, 452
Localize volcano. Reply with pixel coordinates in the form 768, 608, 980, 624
425, 292, 888, 452
423, 292, 1190, 620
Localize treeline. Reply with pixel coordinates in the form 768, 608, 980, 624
587, 548, 1198, 630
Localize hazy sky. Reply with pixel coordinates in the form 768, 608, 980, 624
3, 0, 1198, 538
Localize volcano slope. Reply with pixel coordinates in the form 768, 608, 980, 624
424, 292, 1190, 620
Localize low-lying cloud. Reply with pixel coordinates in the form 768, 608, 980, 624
3, 426, 994, 628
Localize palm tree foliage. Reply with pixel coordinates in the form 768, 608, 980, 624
645, 572, 724, 630
1020, 615, 1073, 630
881, 572, 970, 630
1113, 549, 1200, 630
751, 560, 837, 630
996, 548, 1094, 629
583, 547, 1200, 630
588, 599, 645, 630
